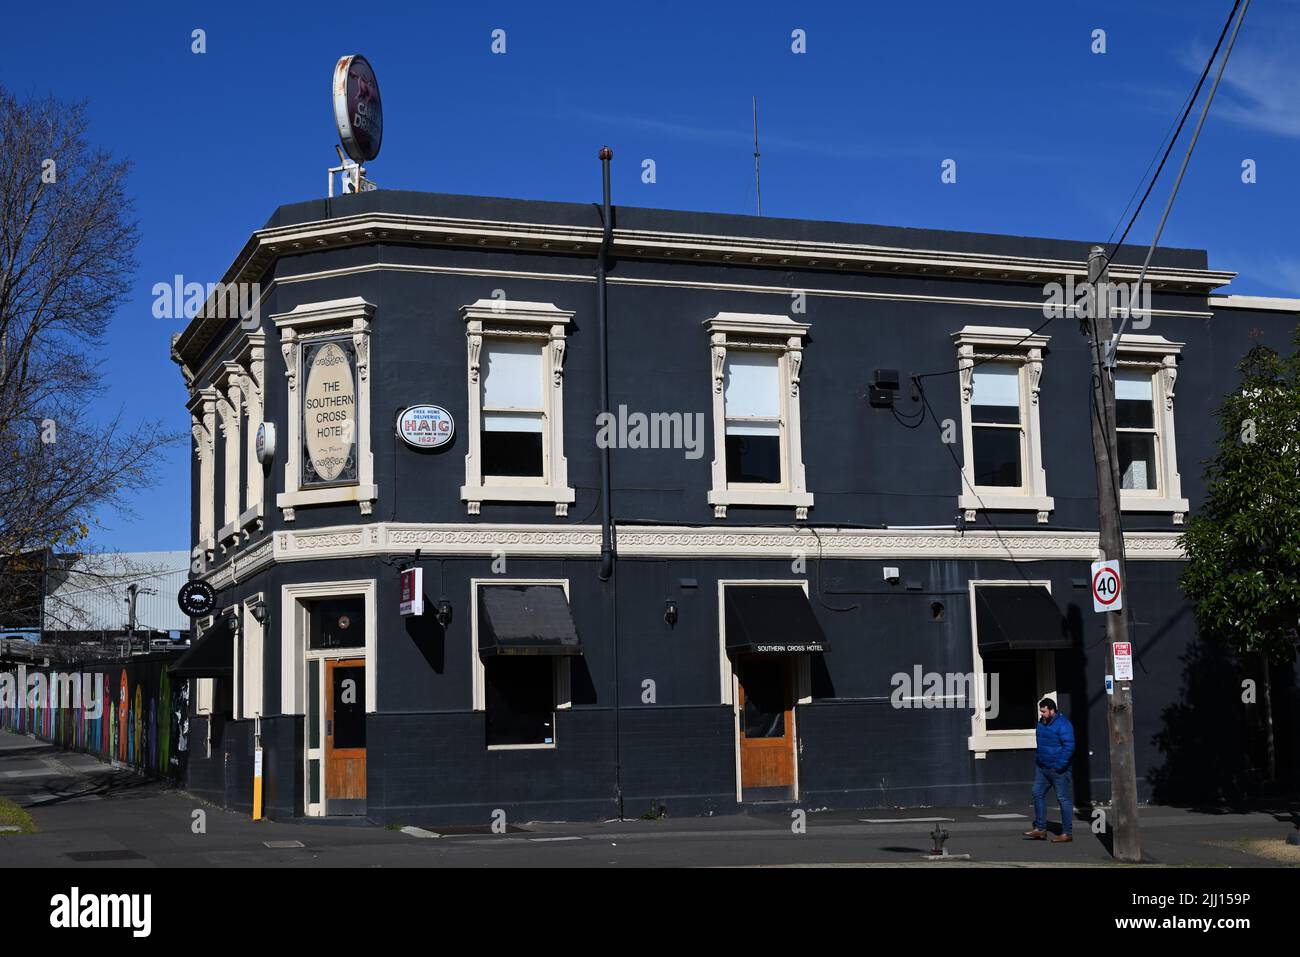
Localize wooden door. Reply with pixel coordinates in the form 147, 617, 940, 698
736, 656, 795, 798
324, 658, 366, 814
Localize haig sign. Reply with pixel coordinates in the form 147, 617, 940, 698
397, 405, 454, 449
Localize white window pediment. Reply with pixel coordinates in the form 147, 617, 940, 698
272, 297, 377, 521
1115, 334, 1188, 523
461, 299, 575, 516
705, 312, 813, 519
952, 325, 1053, 523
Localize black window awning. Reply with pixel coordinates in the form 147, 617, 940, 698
725, 585, 829, 654
478, 585, 582, 657
975, 586, 1071, 652
169, 616, 234, 679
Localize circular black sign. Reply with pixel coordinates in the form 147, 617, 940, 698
178, 580, 217, 618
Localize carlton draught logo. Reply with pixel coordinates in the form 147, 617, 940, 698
333, 54, 383, 163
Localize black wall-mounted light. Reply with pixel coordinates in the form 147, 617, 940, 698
869, 368, 900, 408
226, 609, 241, 634
663, 599, 678, 627
249, 598, 268, 624
435, 599, 453, 627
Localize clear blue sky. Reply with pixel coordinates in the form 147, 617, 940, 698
2, 0, 1296, 551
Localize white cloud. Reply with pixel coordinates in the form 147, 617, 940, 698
1182, 19, 1300, 138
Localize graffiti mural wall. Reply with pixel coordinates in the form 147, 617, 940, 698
0, 653, 190, 782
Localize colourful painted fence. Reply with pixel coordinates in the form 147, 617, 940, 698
0, 653, 190, 781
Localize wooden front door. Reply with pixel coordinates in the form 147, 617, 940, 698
324, 658, 366, 815
736, 656, 795, 799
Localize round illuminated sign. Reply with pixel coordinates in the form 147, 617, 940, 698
177, 580, 217, 618
255, 422, 276, 464
397, 405, 454, 449
333, 54, 383, 163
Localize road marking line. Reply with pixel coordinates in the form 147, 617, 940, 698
400, 826, 440, 838
978, 813, 1028, 819
860, 817, 955, 824
529, 836, 582, 842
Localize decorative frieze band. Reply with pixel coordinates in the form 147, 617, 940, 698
199, 523, 1186, 587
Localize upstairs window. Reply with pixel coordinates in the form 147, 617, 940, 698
461, 299, 575, 516
481, 340, 546, 478
705, 312, 813, 520
953, 326, 1053, 523
971, 363, 1023, 488
1113, 335, 1188, 522
1116, 370, 1157, 490
724, 351, 783, 484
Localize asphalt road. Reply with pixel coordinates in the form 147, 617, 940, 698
2, 729, 1297, 868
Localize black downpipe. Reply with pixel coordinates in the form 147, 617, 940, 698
595, 146, 622, 818
597, 147, 615, 581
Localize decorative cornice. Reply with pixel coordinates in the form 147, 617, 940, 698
173, 211, 1235, 366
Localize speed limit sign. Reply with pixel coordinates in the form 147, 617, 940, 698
1091, 559, 1123, 613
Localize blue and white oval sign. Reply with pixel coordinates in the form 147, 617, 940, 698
397, 405, 454, 449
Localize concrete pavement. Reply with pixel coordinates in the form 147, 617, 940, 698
2, 729, 1297, 867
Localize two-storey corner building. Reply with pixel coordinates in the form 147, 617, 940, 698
169, 189, 1299, 823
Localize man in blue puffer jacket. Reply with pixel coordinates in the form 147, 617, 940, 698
1024, 697, 1075, 843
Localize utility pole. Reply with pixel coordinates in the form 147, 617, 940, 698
126, 583, 139, 656
1086, 246, 1140, 862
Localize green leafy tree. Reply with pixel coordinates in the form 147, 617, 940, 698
1180, 336, 1300, 783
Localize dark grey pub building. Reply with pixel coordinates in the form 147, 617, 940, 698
170, 188, 1299, 823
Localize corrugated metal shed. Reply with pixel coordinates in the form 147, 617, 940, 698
43, 551, 190, 634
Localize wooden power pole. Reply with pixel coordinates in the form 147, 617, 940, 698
1086, 245, 1141, 862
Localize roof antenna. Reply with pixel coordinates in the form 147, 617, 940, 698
752, 95, 762, 216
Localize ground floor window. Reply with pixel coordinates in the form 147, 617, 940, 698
980, 649, 1045, 731
485, 657, 555, 747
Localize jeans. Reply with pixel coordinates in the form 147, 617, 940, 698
1032, 765, 1073, 835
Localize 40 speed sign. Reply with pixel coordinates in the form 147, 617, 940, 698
1091, 559, 1122, 613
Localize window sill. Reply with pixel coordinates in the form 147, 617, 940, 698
1120, 494, 1188, 523
968, 730, 1036, 758
462, 483, 575, 516
278, 484, 379, 521
959, 493, 1054, 523
486, 742, 556, 751
709, 487, 813, 520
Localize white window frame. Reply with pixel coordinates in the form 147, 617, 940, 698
967, 579, 1058, 758
272, 298, 377, 521
233, 334, 267, 542
237, 593, 264, 721
188, 390, 218, 568
279, 579, 377, 717
1114, 335, 1188, 523
193, 615, 215, 718
461, 300, 575, 516
705, 313, 813, 519
954, 326, 1054, 523
280, 579, 377, 818
470, 577, 573, 751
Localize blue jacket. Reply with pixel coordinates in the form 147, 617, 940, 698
1035, 713, 1075, 772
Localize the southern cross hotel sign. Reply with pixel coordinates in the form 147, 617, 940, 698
301, 337, 358, 487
